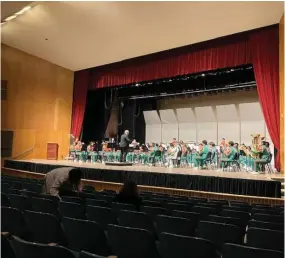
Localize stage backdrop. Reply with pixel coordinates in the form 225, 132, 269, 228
143, 90, 273, 156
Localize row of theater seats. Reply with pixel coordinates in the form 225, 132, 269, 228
1, 175, 285, 258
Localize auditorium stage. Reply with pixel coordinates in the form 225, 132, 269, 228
4, 159, 282, 198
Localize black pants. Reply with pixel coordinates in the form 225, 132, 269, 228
120, 146, 128, 162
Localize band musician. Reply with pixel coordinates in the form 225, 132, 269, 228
119, 130, 131, 162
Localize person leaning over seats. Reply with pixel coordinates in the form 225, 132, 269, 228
195, 140, 210, 168
42, 167, 82, 198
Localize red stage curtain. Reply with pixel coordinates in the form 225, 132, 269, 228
71, 70, 90, 139
91, 34, 251, 89
249, 27, 280, 170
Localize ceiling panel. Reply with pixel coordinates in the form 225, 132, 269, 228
1, 1, 283, 71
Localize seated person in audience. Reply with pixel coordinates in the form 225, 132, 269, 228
114, 179, 142, 210
43, 167, 82, 198
195, 140, 210, 168
220, 141, 237, 168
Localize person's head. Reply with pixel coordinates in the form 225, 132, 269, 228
124, 130, 129, 136
209, 142, 215, 148
68, 168, 82, 186
265, 141, 270, 148
120, 179, 138, 197
234, 143, 239, 149
228, 141, 234, 147
247, 146, 251, 151
202, 140, 207, 145
262, 141, 266, 146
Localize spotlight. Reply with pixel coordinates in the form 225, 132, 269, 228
201, 74, 205, 77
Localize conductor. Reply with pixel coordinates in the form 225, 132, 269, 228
119, 130, 131, 162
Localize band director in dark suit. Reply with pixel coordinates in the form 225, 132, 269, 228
119, 130, 131, 162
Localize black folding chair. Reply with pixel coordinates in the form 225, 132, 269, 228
140, 206, 166, 222
59, 201, 86, 219
2, 207, 30, 240
86, 199, 110, 208
24, 210, 66, 245
119, 210, 156, 237
9, 194, 33, 212
247, 227, 284, 252
156, 215, 196, 238
11, 236, 75, 258
30, 197, 59, 217
79, 251, 107, 258
192, 206, 217, 219
159, 232, 216, 258
222, 243, 284, 258
172, 211, 200, 225
111, 202, 136, 216
108, 224, 160, 258
142, 200, 163, 207
2, 193, 10, 207
248, 220, 284, 231
86, 205, 118, 230
252, 213, 284, 223
2, 234, 16, 258
62, 217, 111, 256
197, 221, 243, 250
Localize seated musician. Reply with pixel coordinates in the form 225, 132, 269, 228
220, 141, 237, 168
209, 142, 217, 164
195, 140, 210, 168
87, 142, 95, 152
234, 143, 239, 151
253, 141, 271, 173
220, 138, 227, 152
180, 144, 188, 167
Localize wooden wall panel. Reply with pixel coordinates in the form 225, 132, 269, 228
1, 44, 74, 160
280, 14, 284, 174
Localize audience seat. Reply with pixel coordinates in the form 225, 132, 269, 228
252, 213, 284, 223
86, 205, 118, 230
9, 194, 33, 212
140, 206, 166, 221
59, 201, 86, 219
247, 227, 284, 252
165, 202, 193, 213
251, 208, 280, 215
248, 220, 284, 231
111, 202, 137, 216
159, 232, 216, 258
62, 217, 111, 256
220, 209, 250, 222
2, 207, 30, 240
11, 235, 75, 258
171, 210, 200, 225
119, 210, 156, 237
2, 193, 10, 207
61, 196, 84, 204
86, 199, 110, 208
79, 251, 107, 258
30, 197, 59, 217
208, 215, 246, 232
2, 234, 16, 258
222, 243, 284, 258
142, 200, 164, 207
197, 221, 243, 250
156, 215, 196, 238
192, 206, 217, 219
24, 210, 66, 245
108, 224, 160, 258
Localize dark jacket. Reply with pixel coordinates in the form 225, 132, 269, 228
119, 133, 131, 148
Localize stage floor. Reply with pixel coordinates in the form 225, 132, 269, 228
15, 159, 278, 182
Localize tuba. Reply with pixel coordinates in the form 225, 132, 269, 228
251, 134, 263, 159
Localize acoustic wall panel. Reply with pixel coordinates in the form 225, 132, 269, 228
143, 111, 161, 143
239, 102, 265, 145
217, 104, 240, 143
176, 108, 196, 123
195, 106, 217, 143
197, 122, 217, 143
159, 109, 178, 142
179, 123, 196, 142
145, 124, 162, 143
